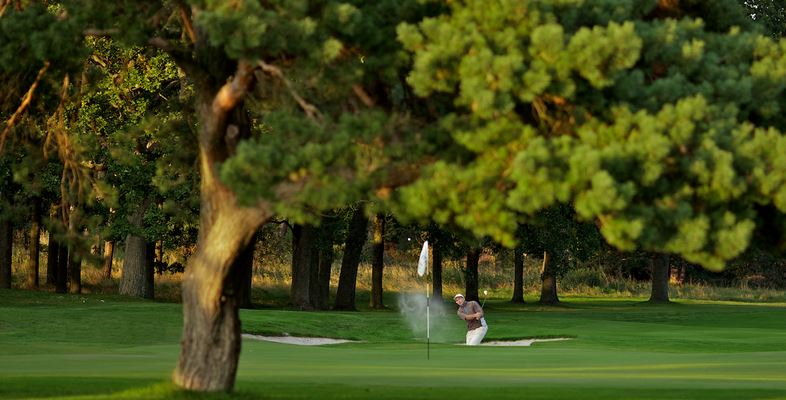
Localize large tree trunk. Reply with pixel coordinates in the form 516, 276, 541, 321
25, 198, 41, 289
290, 224, 316, 310
173, 203, 265, 391
173, 61, 269, 392
649, 253, 671, 303
46, 235, 59, 286
0, 218, 11, 289
431, 239, 443, 302
334, 208, 369, 311
102, 240, 114, 279
465, 248, 480, 302
120, 234, 153, 298
369, 213, 385, 309
510, 247, 525, 303
539, 251, 559, 305
120, 196, 154, 298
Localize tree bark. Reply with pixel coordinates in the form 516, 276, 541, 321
46, 235, 59, 286
172, 60, 269, 392
0, 218, 11, 289
649, 253, 671, 303
334, 208, 369, 311
431, 239, 443, 302
539, 251, 559, 305
369, 213, 385, 309
465, 248, 480, 302
290, 224, 316, 310
510, 246, 525, 303
102, 240, 114, 279
25, 198, 41, 289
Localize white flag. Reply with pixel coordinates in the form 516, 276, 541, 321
417, 240, 429, 277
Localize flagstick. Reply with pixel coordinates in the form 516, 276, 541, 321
427, 279, 430, 360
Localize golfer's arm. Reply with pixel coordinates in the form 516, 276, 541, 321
473, 303, 484, 318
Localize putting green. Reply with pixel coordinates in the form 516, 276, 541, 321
1, 290, 785, 399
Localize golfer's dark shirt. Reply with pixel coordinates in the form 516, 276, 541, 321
458, 301, 483, 331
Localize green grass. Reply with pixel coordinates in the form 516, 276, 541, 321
1, 289, 786, 399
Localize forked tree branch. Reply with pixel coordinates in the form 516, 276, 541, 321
212, 60, 256, 116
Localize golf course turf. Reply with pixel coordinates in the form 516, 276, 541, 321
1, 289, 785, 399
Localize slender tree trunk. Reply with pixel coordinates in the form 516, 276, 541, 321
316, 239, 334, 310
55, 240, 67, 293
66, 208, 81, 294
102, 240, 114, 279
290, 224, 316, 310
46, 235, 59, 286
237, 235, 257, 309
0, 218, 11, 289
307, 237, 321, 309
510, 247, 525, 303
145, 241, 156, 298
370, 214, 385, 309
334, 208, 369, 311
155, 240, 163, 263
25, 198, 41, 288
539, 251, 559, 305
67, 247, 81, 294
465, 248, 480, 302
46, 205, 59, 286
649, 253, 671, 303
431, 239, 443, 302
173, 64, 269, 391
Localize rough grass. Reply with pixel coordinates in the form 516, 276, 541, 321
2, 289, 786, 399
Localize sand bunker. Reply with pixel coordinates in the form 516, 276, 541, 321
242, 333, 356, 345
480, 338, 573, 346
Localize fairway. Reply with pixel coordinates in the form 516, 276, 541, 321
1, 290, 786, 399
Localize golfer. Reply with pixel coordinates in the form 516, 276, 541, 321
454, 293, 487, 345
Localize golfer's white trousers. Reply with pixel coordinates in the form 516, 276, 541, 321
466, 325, 488, 345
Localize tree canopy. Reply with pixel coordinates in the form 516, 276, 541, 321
2, 0, 786, 393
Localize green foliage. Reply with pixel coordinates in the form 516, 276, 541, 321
397, 0, 786, 270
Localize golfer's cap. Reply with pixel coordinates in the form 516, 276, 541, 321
453, 293, 464, 300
